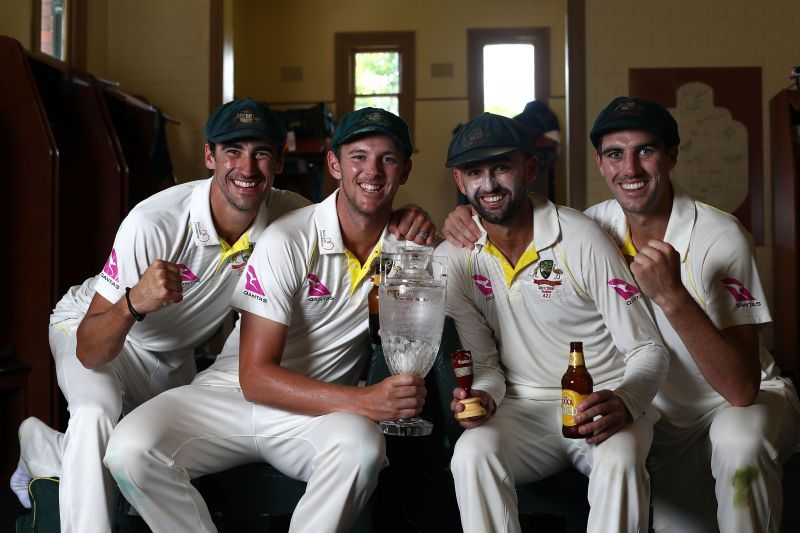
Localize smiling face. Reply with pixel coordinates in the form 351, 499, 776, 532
595, 130, 678, 217
328, 134, 411, 220
453, 151, 536, 225
206, 139, 285, 215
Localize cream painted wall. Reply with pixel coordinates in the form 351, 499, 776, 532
585, 0, 800, 347
0, 0, 32, 47
233, 0, 568, 227
85, 0, 212, 182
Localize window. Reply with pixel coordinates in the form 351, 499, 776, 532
354, 51, 400, 114
40, 0, 67, 60
32, 0, 85, 67
468, 28, 549, 119
483, 44, 537, 117
335, 32, 415, 137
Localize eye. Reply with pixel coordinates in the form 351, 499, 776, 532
639, 147, 655, 157
605, 151, 622, 160
382, 155, 397, 164
225, 148, 241, 157
254, 150, 273, 160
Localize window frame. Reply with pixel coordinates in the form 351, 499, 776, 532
31, 0, 86, 68
467, 27, 550, 119
335, 31, 416, 138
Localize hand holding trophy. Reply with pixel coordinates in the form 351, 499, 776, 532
451, 349, 487, 420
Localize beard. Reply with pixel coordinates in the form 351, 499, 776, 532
469, 185, 527, 225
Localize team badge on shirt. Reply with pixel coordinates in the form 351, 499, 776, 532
307, 273, 334, 301
228, 244, 254, 271
532, 259, 563, 299
608, 278, 642, 305
100, 249, 120, 289
243, 265, 268, 302
722, 278, 762, 308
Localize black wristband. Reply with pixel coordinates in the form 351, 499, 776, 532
125, 287, 146, 322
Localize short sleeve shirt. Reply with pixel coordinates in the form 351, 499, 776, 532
585, 186, 781, 424
49, 179, 310, 353
436, 195, 668, 419
198, 191, 401, 387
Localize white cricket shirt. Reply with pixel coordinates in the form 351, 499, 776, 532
50, 178, 309, 352
436, 195, 668, 420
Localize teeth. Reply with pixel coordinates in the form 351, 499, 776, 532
482, 194, 504, 202
360, 183, 382, 192
621, 182, 645, 190
232, 180, 258, 188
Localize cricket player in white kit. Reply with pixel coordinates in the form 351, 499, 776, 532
437, 113, 669, 533
104, 108, 429, 532
584, 96, 800, 533
11, 101, 434, 533
10, 98, 305, 533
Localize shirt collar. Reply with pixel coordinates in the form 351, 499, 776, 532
662, 183, 695, 262
606, 182, 694, 263
189, 177, 270, 248
472, 194, 562, 286
313, 190, 394, 294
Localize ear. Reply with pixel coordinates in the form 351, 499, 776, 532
525, 155, 538, 185
327, 150, 342, 181
274, 149, 285, 174
399, 158, 412, 185
667, 145, 679, 171
594, 151, 603, 172
453, 169, 467, 196
204, 144, 216, 171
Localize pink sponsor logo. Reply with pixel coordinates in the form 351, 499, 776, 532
102, 249, 119, 281
722, 278, 756, 302
176, 264, 198, 282
608, 278, 640, 300
307, 274, 332, 297
472, 275, 493, 297
244, 265, 265, 296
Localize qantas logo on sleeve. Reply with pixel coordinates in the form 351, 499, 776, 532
472, 275, 494, 301
102, 249, 119, 281
100, 249, 120, 289
608, 278, 642, 305
243, 265, 267, 302
722, 278, 761, 308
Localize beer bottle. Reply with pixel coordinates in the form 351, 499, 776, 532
368, 275, 380, 345
561, 341, 593, 438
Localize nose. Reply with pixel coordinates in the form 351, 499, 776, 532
238, 154, 257, 177
621, 151, 641, 176
364, 157, 383, 178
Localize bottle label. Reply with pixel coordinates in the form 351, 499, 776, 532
561, 389, 588, 427
568, 352, 585, 366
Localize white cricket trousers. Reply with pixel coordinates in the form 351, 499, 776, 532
651, 386, 800, 533
451, 396, 656, 533
19, 320, 194, 533
104, 383, 388, 533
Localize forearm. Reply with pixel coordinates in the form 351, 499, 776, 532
615, 342, 669, 420
76, 300, 137, 368
661, 294, 760, 405
240, 364, 364, 417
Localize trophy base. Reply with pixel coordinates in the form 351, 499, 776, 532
380, 417, 433, 436
456, 397, 487, 420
